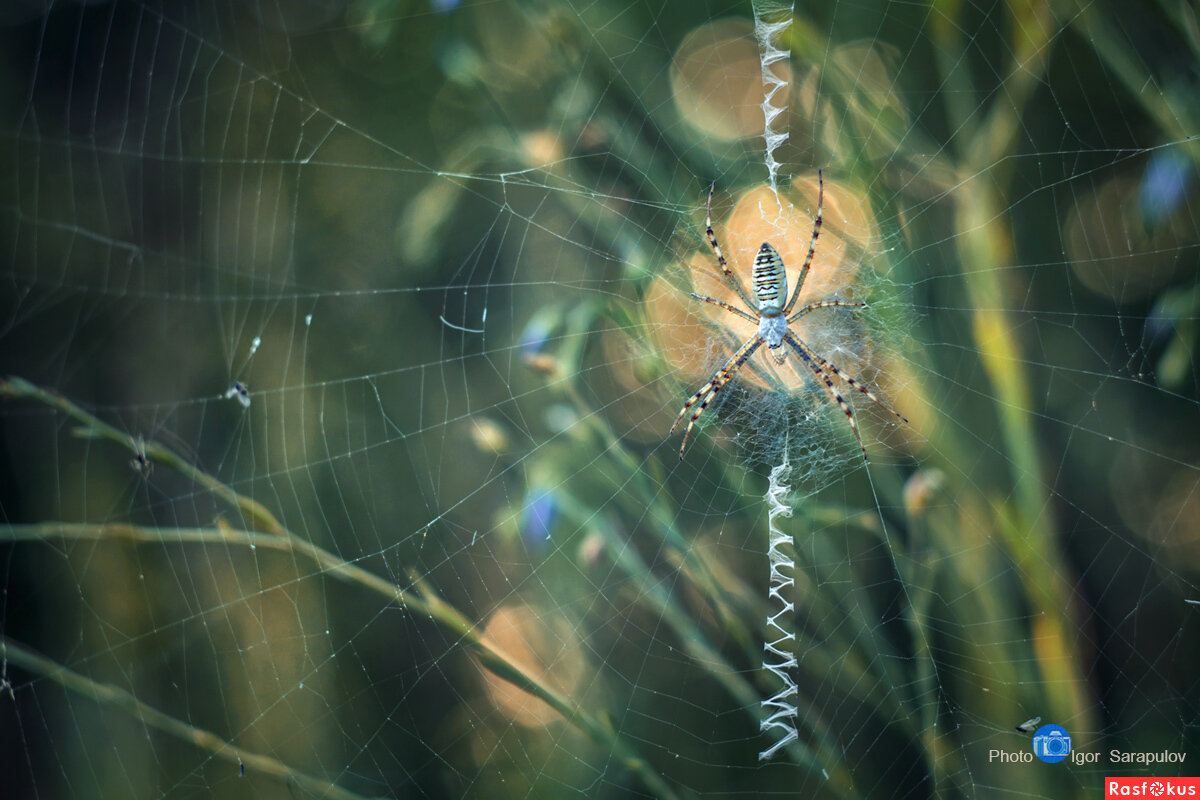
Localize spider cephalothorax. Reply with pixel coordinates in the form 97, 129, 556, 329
671, 171, 907, 460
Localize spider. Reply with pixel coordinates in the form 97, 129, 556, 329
671, 170, 907, 460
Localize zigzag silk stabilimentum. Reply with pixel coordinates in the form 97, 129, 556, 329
751, 0, 800, 760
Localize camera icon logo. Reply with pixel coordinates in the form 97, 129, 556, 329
1031, 724, 1071, 763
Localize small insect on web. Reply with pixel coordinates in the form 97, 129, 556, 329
670, 170, 908, 460
129, 435, 152, 477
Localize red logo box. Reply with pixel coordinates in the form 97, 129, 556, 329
1106, 777, 1199, 797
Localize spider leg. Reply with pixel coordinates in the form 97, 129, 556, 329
782, 333, 868, 460
692, 314, 781, 390
787, 300, 865, 323
782, 169, 824, 317
689, 292, 758, 324
784, 331, 908, 424
672, 335, 765, 458
705, 182, 758, 312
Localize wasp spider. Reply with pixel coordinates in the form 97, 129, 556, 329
671, 171, 907, 460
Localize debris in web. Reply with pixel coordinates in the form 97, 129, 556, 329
223, 381, 251, 408
1015, 716, 1042, 733
439, 314, 485, 334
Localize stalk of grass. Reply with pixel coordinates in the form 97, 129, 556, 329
0, 635, 383, 800
0, 376, 681, 800
951, 91, 1095, 764
1063, 0, 1200, 167
928, 3, 1096, 793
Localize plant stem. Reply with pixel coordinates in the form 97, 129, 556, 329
0, 636, 383, 800
0, 376, 681, 800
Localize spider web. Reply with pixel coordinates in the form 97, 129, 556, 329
1, 1, 1198, 799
